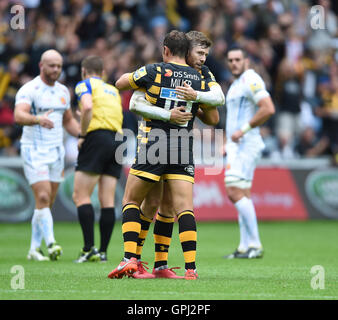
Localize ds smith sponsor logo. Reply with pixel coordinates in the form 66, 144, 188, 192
164, 69, 173, 77
305, 169, 338, 218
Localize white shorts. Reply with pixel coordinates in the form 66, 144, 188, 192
224, 140, 264, 189
21, 145, 65, 185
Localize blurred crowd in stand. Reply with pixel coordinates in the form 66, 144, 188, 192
0, 0, 337, 165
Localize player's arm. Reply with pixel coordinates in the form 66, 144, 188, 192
115, 73, 133, 91
63, 108, 81, 137
196, 105, 219, 126
231, 96, 275, 143
129, 90, 192, 125
249, 96, 275, 127
14, 103, 54, 129
175, 82, 225, 106
77, 93, 92, 137
116, 65, 152, 91
74, 80, 94, 148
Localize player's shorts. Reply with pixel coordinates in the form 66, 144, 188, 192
21, 144, 65, 185
130, 127, 195, 183
224, 139, 264, 189
76, 129, 123, 178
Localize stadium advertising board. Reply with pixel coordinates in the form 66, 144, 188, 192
1, 158, 337, 221
58, 169, 101, 216
0, 168, 35, 222
57, 169, 124, 220
305, 168, 338, 219
193, 167, 308, 221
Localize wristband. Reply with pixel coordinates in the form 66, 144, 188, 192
36, 116, 40, 124
196, 91, 201, 102
240, 122, 252, 134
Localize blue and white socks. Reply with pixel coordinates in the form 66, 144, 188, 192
234, 197, 262, 251
30, 207, 56, 251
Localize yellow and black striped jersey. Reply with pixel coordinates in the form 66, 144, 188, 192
128, 62, 208, 131
200, 65, 218, 89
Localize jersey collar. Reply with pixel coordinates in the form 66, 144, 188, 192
168, 61, 189, 67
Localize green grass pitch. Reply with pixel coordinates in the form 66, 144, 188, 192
0, 220, 337, 300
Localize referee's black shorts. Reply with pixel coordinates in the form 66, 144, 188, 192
76, 129, 123, 178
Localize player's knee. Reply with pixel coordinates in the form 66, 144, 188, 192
225, 176, 251, 201
98, 193, 114, 208
160, 203, 175, 218
36, 190, 51, 207
72, 189, 82, 206
225, 187, 239, 203
172, 199, 193, 217
141, 198, 161, 217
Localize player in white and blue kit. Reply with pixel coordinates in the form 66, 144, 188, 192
14, 50, 80, 261
223, 46, 275, 259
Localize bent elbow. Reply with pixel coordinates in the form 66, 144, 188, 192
208, 113, 220, 126
211, 117, 219, 126
129, 102, 137, 112
115, 79, 122, 90
82, 104, 92, 113
219, 92, 225, 106
14, 110, 22, 125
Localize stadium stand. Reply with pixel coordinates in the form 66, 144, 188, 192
0, 0, 337, 166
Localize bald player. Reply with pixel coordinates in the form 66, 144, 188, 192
14, 49, 80, 261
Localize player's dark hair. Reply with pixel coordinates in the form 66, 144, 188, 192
226, 45, 247, 58
163, 30, 189, 58
81, 56, 104, 75
186, 31, 212, 49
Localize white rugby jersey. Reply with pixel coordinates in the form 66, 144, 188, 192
15, 76, 70, 147
225, 69, 270, 144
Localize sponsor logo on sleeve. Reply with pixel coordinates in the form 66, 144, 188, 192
133, 66, 147, 81
208, 71, 216, 82
250, 82, 263, 94
75, 82, 88, 96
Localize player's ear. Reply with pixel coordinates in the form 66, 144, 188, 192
163, 46, 169, 57
244, 58, 250, 68
81, 67, 86, 79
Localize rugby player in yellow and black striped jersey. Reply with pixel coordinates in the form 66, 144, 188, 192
72, 56, 123, 263
108, 30, 213, 280
127, 31, 223, 279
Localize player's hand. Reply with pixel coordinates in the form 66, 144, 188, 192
169, 106, 193, 125
175, 82, 197, 101
78, 137, 85, 150
38, 109, 54, 129
231, 130, 244, 143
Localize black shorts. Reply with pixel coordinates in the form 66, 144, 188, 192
76, 129, 123, 178
130, 126, 195, 183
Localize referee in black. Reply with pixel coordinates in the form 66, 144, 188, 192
72, 56, 124, 263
